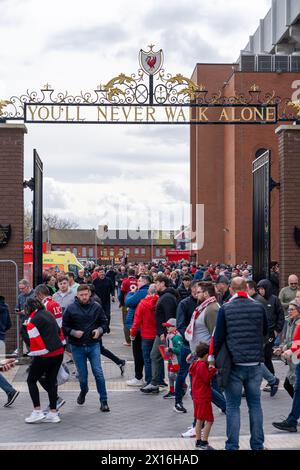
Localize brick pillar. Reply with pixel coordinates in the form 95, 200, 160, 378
0, 124, 27, 353
276, 125, 300, 288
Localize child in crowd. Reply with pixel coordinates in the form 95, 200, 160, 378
162, 318, 183, 399
189, 342, 216, 450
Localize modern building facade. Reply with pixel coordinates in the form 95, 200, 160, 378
190, 0, 300, 264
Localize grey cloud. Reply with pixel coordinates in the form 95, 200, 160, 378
43, 178, 68, 210
162, 180, 189, 203
160, 28, 222, 67
143, 3, 200, 29
47, 24, 127, 51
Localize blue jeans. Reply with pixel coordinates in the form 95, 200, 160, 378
142, 339, 155, 385
225, 365, 264, 450
212, 376, 227, 412
71, 343, 107, 403
261, 363, 276, 385
287, 363, 300, 426
175, 344, 191, 404
0, 373, 14, 395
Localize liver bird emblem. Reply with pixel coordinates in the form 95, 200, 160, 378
146, 56, 157, 69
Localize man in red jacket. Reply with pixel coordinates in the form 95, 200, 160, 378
130, 285, 158, 385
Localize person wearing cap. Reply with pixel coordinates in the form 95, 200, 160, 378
215, 275, 231, 306
161, 318, 183, 399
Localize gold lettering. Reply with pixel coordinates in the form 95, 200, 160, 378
176, 107, 186, 122
98, 106, 107, 121
111, 106, 120, 122
165, 107, 177, 122
146, 107, 156, 122
266, 107, 276, 122
198, 107, 209, 121
253, 107, 264, 121
241, 107, 253, 121
219, 108, 229, 121
66, 106, 74, 122
27, 106, 37, 120
76, 106, 85, 122
122, 107, 131, 122
51, 106, 63, 121
37, 106, 50, 121
230, 107, 241, 122
134, 106, 143, 122
189, 107, 197, 122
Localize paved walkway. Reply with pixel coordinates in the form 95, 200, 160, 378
1, 303, 300, 450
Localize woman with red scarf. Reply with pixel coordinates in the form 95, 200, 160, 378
24, 298, 64, 424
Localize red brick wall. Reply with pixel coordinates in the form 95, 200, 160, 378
0, 124, 27, 353
191, 67, 299, 264
277, 126, 300, 287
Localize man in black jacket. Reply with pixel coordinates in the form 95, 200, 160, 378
174, 280, 198, 412
141, 274, 178, 394
214, 277, 268, 450
257, 279, 285, 375
215, 275, 231, 305
63, 284, 110, 412
93, 268, 115, 330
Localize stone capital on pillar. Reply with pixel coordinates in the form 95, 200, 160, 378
276, 124, 300, 287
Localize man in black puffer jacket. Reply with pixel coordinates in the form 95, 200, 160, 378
63, 284, 110, 412
214, 277, 268, 451
141, 274, 179, 394
257, 279, 285, 375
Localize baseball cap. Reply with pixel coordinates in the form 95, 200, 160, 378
216, 275, 230, 285
162, 318, 176, 327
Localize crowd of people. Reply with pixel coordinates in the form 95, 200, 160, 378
0, 259, 300, 450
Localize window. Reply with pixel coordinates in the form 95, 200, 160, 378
66, 247, 71, 252
72, 247, 78, 256
110, 248, 114, 257
118, 248, 123, 256
155, 248, 160, 257
103, 248, 108, 256
255, 148, 268, 159
141, 248, 146, 255
126, 248, 130, 255
162, 248, 166, 256
134, 248, 139, 255
82, 247, 87, 257
89, 247, 94, 257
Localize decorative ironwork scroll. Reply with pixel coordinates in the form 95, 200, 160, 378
0, 46, 298, 124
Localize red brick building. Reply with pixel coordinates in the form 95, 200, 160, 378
190, 1, 300, 265
47, 229, 176, 264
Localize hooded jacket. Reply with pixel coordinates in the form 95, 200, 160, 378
257, 279, 285, 335
156, 287, 179, 336
130, 294, 158, 340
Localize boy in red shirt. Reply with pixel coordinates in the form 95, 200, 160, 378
189, 342, 217, 450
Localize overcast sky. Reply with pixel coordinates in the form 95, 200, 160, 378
0, 0, 271, 230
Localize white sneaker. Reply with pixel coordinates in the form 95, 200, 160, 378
25, 410, 45, 424
42, 411, 61, 423
126, 378, 145, 387
181, 427, 196, 438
